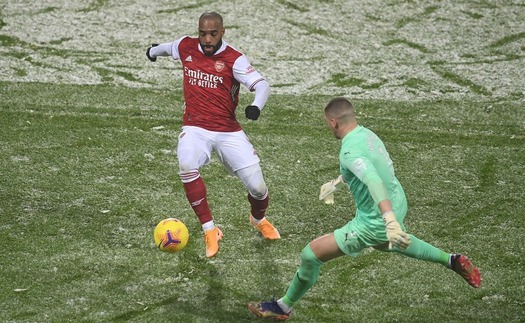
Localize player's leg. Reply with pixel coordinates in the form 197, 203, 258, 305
217, 131, 279, 239
248, 233, 344, 320
177, 127, 222, 257
248, 221, 366, 319
235, 164, 280, 239
375, 235, 481, 288
236, 163, 268, 215
375, 234, 449, 264
281, 233, 345, 308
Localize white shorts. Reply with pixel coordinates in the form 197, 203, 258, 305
177, 126, 260, 175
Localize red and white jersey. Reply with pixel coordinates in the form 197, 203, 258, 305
170, 36, 265, 132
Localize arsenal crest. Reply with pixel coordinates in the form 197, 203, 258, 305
215, 60, 225, 72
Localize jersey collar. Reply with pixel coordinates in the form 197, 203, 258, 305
197, 39, 228, 56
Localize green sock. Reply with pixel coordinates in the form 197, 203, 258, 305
389, 234, 450, 266
281, 244, 323, 308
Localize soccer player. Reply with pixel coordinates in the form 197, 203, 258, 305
247, 97, 481, 320
146, 12, 280, 258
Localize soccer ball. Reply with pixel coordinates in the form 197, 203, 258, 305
153, 218, 189, 253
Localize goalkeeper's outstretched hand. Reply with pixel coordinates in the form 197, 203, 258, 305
383, 211, 411, 250
319, 175, 346, 204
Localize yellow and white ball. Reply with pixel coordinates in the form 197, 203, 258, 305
153, 218, 189, 253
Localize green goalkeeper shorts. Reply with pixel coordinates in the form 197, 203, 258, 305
334, 207, 407, 257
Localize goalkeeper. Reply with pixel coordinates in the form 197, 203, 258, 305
248, 97, 482, 320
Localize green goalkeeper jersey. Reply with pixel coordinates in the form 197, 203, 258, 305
339, 125, 407, 221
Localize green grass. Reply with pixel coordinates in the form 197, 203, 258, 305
1, 82, 524, 322
1, 0, 525, 321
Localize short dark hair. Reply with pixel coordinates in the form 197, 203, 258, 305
199, 12, 223, 25
324, 97, 355, 121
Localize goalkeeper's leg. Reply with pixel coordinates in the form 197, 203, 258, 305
377, 234, 481, 288
385, 234, 450, 266
248, 231, 353, 319
279, 244, 323, 310
247, 244, 324, 319
280, 234, 345, 311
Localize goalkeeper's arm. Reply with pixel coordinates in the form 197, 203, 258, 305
378, 200, 411, 250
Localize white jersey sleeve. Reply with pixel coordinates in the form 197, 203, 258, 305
233, 55, 265, 91
250, 79, 271, 109
148, 36, 187, 61
233, 55, 270, 109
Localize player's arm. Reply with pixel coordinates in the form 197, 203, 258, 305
361, 167, 411, 250
349, 157, 411, 250
250, 80, 271, 111
146, 37, 186, 62
378, 199, 411, 250
233, 55, 270, 120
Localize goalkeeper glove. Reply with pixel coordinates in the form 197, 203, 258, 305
319, 175, 346, 204
146, 44, 159, 62
245, 105, 261, 120
383, 211, 411, 250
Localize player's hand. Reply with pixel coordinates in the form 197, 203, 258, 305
245, 105, 261, 120
383, 211, 411, 250
322, 192, 335, 204
146, 44, 159, 62
319, 175, 346, 204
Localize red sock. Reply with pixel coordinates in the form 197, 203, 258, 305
248, 193, 269, 220
183, 177, 212, 224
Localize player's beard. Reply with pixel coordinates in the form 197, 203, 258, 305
200, 39, 222, 57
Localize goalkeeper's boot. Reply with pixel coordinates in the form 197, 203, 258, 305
450, 254, 482, 288
204, 227, 223, 258
247, 300, 290, 321
250, 215, 281, 240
